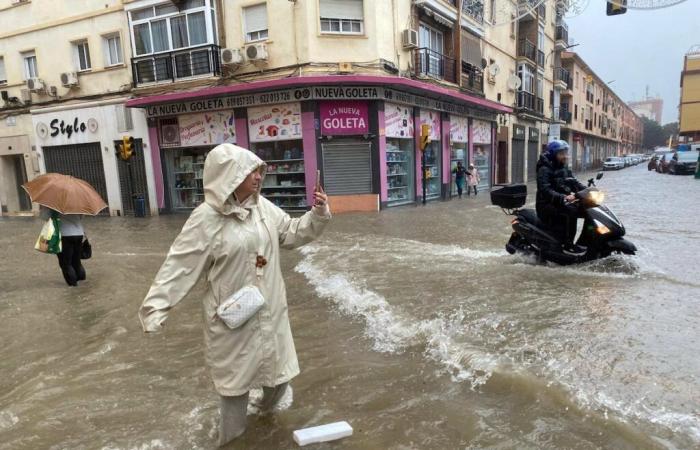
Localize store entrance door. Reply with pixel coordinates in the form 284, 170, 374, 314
496, 141, 508, 184
43, 143, 109, 214
114, 139, 150, 216
527, 141, 539, 181
0, 155, 31, 213
322, 140, 372, 195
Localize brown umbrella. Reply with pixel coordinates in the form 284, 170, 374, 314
23, 173, 108, 215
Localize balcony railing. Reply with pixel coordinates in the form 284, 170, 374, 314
554, 67, 571, 86
462, 0, 485, 24
516, 91, 544, 115
414, 47, 457, 84
537, 49, 545, 66
553, 106, 572, 123
556, 24, 569, 45
461, 62, 484, 94
518, 38, 537, 63
131, 44, 221, 87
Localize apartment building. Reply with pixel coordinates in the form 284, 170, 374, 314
0, 0, 158, 216
679, 47, 700, 144
558, 51, 642, 170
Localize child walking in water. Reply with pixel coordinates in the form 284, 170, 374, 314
467, 164, 480, 196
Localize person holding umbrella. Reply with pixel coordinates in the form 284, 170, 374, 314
139, 144, 330, 447
23, 173, 107, 286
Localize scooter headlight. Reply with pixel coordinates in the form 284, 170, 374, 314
588, 190, 605, 206
593, 219, 611, 235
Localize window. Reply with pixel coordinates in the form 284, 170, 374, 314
103, 34, 123, 66
129, 0, 214, 56
22, 51, 38, 79
575, 71, 578, 88
73, 40, 92, 71
537, 25, 545, 50
0, 57, 6, 84
574, 104, 578, 120
320, 0, 364, 34
244, 4, 268, 42
536, 74, 544, 99
517, 63, 534, 93
420, 24, 444, 78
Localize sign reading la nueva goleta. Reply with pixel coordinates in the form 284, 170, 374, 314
144, 86, 497, 121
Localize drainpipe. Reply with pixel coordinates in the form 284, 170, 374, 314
457, 0, 464, 88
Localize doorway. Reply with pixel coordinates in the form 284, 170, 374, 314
0, 154, 31, 213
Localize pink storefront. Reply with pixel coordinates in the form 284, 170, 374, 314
126, 75, 510, 213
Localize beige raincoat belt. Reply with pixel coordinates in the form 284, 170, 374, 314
139, 144, 330, 396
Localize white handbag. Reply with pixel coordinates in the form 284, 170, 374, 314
217, 285, 265, 329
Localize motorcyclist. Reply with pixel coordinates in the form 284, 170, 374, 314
535, 140, 587, 254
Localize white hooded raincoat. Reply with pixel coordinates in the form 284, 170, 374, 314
139, 144, 330, 396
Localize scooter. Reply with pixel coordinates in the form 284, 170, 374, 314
491, 172, 636, 265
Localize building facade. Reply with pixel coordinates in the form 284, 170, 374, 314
0, 0, 158, 216
679, 47, 700, 144
558, 51, 642, 170
628, 96, 663, 124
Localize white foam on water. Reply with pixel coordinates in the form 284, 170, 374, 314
101, 439, 169, 450
0, 410, 19, 430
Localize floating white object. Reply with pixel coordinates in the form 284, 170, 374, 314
293, 421, 353, 446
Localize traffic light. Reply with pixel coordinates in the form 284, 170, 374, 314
118, 136, 135, 161
420, 124, 431, 152
606, 0, 627, 16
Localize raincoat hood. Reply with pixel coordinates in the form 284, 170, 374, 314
203, 144, 266, 218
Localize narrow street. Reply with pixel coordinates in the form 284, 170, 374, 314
1, 165, 698, 449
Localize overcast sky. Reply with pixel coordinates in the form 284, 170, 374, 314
566, 0, 699, 124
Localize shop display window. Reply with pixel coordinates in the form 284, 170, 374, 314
166, 147, 208, 210
423, 141, 441, 199
250, 139, 307, 211
473, 145, 491, 190
386, 138, 415, 205
450, 143, 468, 197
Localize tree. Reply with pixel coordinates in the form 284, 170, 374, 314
641, 116, 665, 149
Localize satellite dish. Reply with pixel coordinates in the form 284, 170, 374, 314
481, 58, 488, 69
507, 75, 522, 91
489, 64, 501, 77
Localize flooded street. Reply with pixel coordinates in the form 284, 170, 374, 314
1, 165, 699, 450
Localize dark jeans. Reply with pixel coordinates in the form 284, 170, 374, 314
57, 236, 85, 286
456, 178, 465, 197
537, 204, 578, 244
467, 185, 477, 195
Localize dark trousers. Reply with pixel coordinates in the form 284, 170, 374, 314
467, 185, 477, 195
57, 236, 85, 286
537, 204, 578, 244
456, 178, 465, 197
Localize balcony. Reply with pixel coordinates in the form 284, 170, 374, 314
553, 106, 572, 124
516, 91, 544, 116
131, 44, 221, 87
414, 47, 457, 84
554, 67, 571, 90
555, 22, 569, 50
518, 0, 538, 20
518, 38, 537, 64
461, 62, 484, 94
462, 0, 484, 24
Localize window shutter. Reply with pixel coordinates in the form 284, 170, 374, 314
461, 32, 481, 67
244, 4, 268, 33
320, 0, 363, 20
0, 58, 6, 82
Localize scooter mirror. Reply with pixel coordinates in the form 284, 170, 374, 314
596, 172, 604, 180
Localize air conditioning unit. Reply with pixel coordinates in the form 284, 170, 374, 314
245, 43, 268, 62
61, 71, 79, 87
27, 78, 45, 92
221, 48, 243, 65
402, 29, 418, 49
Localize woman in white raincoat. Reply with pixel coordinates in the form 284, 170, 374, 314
138, 143, 330, 446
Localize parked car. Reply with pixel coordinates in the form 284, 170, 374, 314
648, 155, 659, 171
603, 157, 625, 170
624, 156, 633, 167
657, 152, 675, 173
669, 151, 699, 175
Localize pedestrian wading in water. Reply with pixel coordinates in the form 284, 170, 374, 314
40, 206, 87, 286
453, 161, 467, 198
466, 164, 480, 196
138, 144, 331, 447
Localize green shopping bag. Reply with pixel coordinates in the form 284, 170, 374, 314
35, 213, 62, 254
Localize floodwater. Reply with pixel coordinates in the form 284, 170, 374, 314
1, 165, 699, 450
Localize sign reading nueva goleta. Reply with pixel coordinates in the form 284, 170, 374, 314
144, 86, 497, 121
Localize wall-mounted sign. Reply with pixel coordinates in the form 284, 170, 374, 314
513, 124, 526, 140
248, 102, 302, 142
178, 111, 236, 147
144, 86, 499, 121
450, 115, 469, 143
419, 109, 440, 140
528, 127, 540, 141
49, 117, 93, 139
472, 119, 492, 144
319, 100, 368, 135
385, 102, 414, 139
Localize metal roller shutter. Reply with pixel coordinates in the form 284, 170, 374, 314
42, 142, 109, 215
322, 141, 372, 195
511, 140, 525, 183
527, 141, 539, 181
115, 139, 151, 216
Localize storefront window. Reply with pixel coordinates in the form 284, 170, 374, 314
385, 103, 415, 206
449, 115, 469, 197
472, 119, 493, 191
247, 103, 306, 211
166, 147, 208, 209
420, 109, 441, 201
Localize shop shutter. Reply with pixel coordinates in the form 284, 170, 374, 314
461, 32, 482, 67
244, 4, 267, 33
511, 139, 525, 183
527, 141, 539, 181
322, 141, 372, 195
42, 142, 109, 215
115, 139, 151, 216
319, 0, 363, 20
